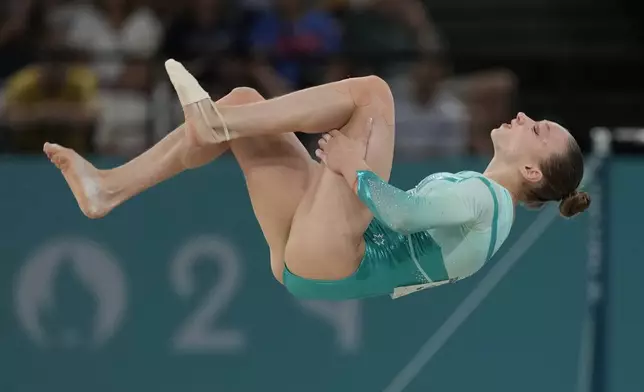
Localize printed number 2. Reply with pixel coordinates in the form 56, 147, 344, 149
170, 235, 245, 353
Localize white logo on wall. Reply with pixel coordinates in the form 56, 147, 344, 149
13, 238, 127, 347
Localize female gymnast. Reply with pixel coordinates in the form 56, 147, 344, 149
44, 60, 590, 300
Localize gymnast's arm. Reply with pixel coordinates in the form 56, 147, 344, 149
344, 167, 485, 235
317, 128, 486, 234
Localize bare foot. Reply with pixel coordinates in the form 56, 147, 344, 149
43, 142, 115, 219
165, 59, 230, 146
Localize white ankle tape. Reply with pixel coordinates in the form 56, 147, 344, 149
195, 101, 230, 141
210, 101, 230, 141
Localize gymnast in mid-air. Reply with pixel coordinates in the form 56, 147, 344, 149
44, 59, 590, 300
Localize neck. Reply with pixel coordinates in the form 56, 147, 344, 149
482, 158, 521, 205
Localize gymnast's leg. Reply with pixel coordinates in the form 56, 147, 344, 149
221, 87, 317, 282
45, 85, 316, 283
166, 60, 395, 280
284, 87, 395, 280
220, 86, 393, 282
42, 87, 266, 218
165, 60, 392, 146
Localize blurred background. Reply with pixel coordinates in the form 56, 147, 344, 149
0, 0, 642, 391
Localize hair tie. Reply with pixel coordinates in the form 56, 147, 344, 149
563, 190, 578, 201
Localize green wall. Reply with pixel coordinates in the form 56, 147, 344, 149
0, 157, 638, 392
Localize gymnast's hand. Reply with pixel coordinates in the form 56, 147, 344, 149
316, 118, 373, 181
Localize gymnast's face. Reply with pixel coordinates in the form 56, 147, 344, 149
490, 112, 571, 183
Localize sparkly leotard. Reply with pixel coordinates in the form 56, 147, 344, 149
283, 170, 515, 300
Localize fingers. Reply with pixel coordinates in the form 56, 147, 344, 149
315, 148, 327, 164
317, 131, 335, 152
318, 136, 327, 149
329, 130, 343, 138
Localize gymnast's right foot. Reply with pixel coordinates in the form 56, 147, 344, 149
165, 59, 231, 146
43, 142, 116, 219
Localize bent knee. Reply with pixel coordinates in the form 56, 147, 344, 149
350, 75, 393, 107
345, 76, 394, 125
221, 87, 265, 105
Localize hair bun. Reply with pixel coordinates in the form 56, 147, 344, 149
559, 191, 591, 218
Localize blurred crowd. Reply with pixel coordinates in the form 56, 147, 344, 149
0, 0, 516, 159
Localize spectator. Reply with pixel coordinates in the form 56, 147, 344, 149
147, 0, 183, 25
65, 0, 163, 155
160, 0, 249, 99
248, 0, 342, 93
3, 48, 98, 153
240, 0, 271, 13
0, 0, 47, 84
342, 0, 514, 156
246, 0, 343, 152
389, 56, 469, 160
42, 0, 91, 45
446, 68, 517, 155
342, 0, 442, 77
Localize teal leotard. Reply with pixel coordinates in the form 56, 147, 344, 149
283, 170, 515, 300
